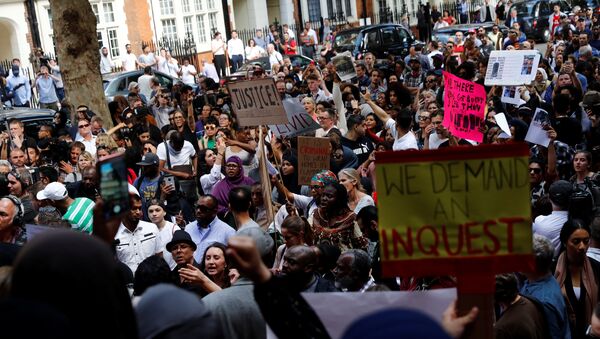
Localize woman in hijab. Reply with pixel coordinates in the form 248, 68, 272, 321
10, 230, 138, 339
533, 68, 550, 96
212, 156, 255, 214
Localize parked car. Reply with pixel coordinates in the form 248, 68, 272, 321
0, 107, 55, 137
103, 70, 177, 102
333, 24, 423, 59
509, 0, 572, 42
432, 23, 510, 44
228, 54, 313, 80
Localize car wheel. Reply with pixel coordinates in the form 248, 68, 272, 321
542, 29, 550, 42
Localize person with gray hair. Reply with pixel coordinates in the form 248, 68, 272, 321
333, 249, 374, 292
578, 45, 593, 61
0, 160, 12, 174
520, 235, 571, 339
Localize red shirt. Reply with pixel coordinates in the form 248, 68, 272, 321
282, 39, 296, 55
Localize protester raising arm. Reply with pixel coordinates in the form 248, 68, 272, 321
362, 89, 391, 124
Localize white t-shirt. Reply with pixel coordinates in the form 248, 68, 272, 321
385, 119, 418, 151
428, 133, 449, 150
181, 64, 197, 85
115, 221, 161, 273
156, 221, 181, 269
137, 74, 153, 100
122, 53, 137, 72
157, 141, 196, 166
75, 135, 98, 156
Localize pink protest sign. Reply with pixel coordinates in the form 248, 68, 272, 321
442, 71, 486, 143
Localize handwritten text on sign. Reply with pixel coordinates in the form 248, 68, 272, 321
443, 71, 486, 143
269, 98, 321, 138
297, 137, 331, 185
227, 78, 289, 126
374, 144, 532, 277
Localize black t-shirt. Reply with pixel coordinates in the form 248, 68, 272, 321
553, 116, 582, 147
438, 138, 473, 148
341, 136, 374, 165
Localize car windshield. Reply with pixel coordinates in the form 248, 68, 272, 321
334, 31, 359, 48
511, 2, 535, 15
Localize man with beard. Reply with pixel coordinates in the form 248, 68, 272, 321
114, 191, 161, 273
99, 46, 115, 74
37, 181, 95, 234
333, 249, 376, 292
281, 245, 337, 292
133, 153, 162, 220
67, 166, 100, 200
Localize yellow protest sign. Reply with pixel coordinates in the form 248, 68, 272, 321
375, 144, 533, 277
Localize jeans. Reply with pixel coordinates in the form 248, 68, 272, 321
231, 55, 243, 73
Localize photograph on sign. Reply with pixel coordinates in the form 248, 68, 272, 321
525, 108, 552, 147
297, 136, 330, 185
332, 51, 356, 82
484, 50, 540, 86
227, 78, 289, 126
442, 71, 486, 143
500, 86, 524, 105
268, 98, 321, 138
374, 144, 533, 277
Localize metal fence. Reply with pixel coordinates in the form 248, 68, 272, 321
1, 59, 43, 108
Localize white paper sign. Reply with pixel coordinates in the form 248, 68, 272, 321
501, 86, 524, 105
525, 108, 552, 147
485, 50, 541, 86
267, 289, 457, 339
495, 112, 512, 137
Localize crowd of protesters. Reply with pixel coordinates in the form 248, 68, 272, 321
4, 3, 600, 338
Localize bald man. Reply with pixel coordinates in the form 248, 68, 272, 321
282, 245, 338, 292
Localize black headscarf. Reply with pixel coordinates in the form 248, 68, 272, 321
281, 152, 301, 196
10, 231, 138, 339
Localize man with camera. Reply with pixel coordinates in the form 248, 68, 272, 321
34, 65, 60, 111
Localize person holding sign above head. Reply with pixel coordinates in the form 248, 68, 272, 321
362, 89, 418, 151
555, 219, 600, 339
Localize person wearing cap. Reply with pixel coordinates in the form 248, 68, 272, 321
404, 57, 425, 89
37, 181, 95, 234
166, 229, 214, 296
202, 227, 273, 339
114, 190, 161, 274
127, 81, 147, 105
533, 180, 572, 257
467, 29, 482, 47
133, 153, 163, 219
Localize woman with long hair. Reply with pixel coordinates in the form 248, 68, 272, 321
272, 216, 313, 273
555, 219, 600, 339
338, 168, 374, 214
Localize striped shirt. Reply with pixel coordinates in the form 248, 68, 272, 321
63, 197, 95, 234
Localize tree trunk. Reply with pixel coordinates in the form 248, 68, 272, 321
49, 0, 113, 128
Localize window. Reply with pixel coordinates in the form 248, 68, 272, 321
92, 4, 100, 23
382, 27, 400, 43
344, 0, 352, 17
103, 3, 115, 23
195, 0, 203, 11
196, 14, 207, 43
183, 0, 191, 13
47, 8, 52, 28
108, 29, 119, 57
208, 12, 218, 32
207, 0, 215, 9
162, 19, 177, 40
307, 0, 322, 22
97, 31, 103, 48
326, 0, 333, 17
335, 0, 342, 16
159, 0, 174, 15
184, 16, 193, 39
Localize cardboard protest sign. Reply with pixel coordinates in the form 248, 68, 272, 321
227, 78, 289, 126
297, 137, 330, 185
484, 50, 540, 86
268, 98, 321, 137
375, 143, 533, 278
332, 51, 356, 82
442, 71, 486, 143
525, 108, 552, 147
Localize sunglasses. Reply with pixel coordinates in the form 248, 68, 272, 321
205, 125, 216, 130
195, 204, 215, 212
78, 123, 90, 129
419, 116, 431, 120
529, 168, 542, 174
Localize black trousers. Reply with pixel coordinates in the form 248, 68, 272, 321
214, 54, 227, 79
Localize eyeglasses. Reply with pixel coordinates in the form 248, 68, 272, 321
174, 116, 184, 120
205, 125, 216, 130
529, 168, 542, 174
78, 124, 90, 129
317, 116, 331, 121
419, 116, 431, 120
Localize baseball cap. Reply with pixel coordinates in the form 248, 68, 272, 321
136, 153, 159, 166
468, 28, 476, 34
128, 81, 139, 91
549, 180, 573, 208
36, 182, 68, 201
